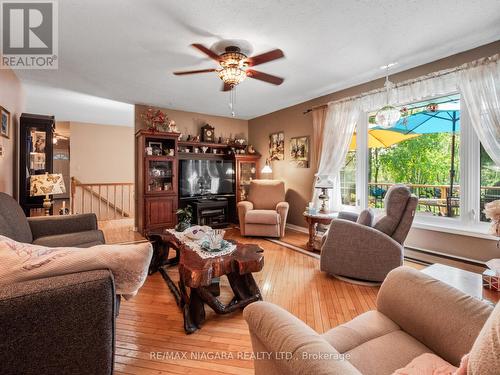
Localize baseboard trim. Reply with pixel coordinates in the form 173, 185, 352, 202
267, 238, 320, 259
286, 223, 308, 234
405, 245, 487, 267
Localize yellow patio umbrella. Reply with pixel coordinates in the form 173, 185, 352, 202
349, 129, 420, 151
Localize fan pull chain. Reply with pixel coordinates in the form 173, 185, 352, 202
229, 87, 236, 117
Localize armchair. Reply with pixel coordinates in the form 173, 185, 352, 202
0, 192, 105, 247
237, 180, 289, 238
320, 185, 417, 282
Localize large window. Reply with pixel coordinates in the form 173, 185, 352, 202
340, 129, 357, 206
367, 95, 461, 218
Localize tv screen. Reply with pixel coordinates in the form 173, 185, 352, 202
179, 159, 235, 197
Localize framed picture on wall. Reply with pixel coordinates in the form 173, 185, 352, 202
269, 131, 284, 161
1, 106, 10, 139
290, 136, 309, 168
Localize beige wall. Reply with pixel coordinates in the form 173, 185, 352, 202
135, 105, 248, 140
70, 122, 134, 183
0, 68, 24, 197
248, 41, 500, 263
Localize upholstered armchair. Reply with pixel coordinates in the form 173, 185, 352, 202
237, 180, 289, 238
0, 192, 105, 247
320, 184, 418, 282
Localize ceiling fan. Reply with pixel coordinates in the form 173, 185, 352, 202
173, 43, 285, 91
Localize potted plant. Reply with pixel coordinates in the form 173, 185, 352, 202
175, 205, 193, 232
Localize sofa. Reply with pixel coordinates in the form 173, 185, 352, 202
244, 267, 496, 375
237, 180, 289, 238
0, 270, 116, 375
0, 192, 105, 247
320, 185, 417, 282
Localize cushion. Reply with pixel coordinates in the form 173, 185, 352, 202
244, 224, 280, 238
0, 192, 33, 244
247, 180, 285, 210
322, 310, 400, 353
356, 209, 374, 227
246, 210, 280, 225
468, 301, 500, 374
33, 230, 105, 248
392, 353, 457, 375
0, 235, 152, 297
373, 185, 411, 236
346, 330, 433, 375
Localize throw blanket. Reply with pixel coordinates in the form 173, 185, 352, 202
0, 235, 152, 298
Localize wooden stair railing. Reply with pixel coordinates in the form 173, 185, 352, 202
71, 177, 134, 220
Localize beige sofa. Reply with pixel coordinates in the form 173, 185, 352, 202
237, 180, 289, 238
244, 267, 496, 375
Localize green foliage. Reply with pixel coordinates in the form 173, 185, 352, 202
369, 133, 460, 185
176, 205, 193, 223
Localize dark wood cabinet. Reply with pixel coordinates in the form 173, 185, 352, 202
136, 130, 179, 235
19, 113, 55, 216
235, 154, 261, 202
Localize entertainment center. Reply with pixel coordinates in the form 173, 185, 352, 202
136, 129, 260, 235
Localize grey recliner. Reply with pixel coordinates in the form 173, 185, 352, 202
320, 185, 418, 282
0, 192, 105, 247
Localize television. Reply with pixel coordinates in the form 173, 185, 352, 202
179, 159, 235, 197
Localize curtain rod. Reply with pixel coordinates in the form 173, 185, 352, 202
303, 53, 499, 115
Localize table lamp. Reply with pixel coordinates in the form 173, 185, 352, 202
315, 175, 333, 213
30, 173, 66, 216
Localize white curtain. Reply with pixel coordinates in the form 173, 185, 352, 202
314, 100, 360, 211
458, 59, 500, 166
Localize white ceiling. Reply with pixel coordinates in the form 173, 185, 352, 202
16, 0, 500, 120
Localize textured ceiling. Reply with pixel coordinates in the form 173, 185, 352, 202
16, 0, 500, 119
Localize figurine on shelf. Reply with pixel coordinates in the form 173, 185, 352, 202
247, 145, 256, 154
178, 133, 183, 141
186, 135, 192, 141
192, 135, 200, 142
168, 119, 177, 132
218, 136, 223, 144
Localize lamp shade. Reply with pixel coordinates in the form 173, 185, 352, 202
315, 175, 333, 189
30, 173, 66, 197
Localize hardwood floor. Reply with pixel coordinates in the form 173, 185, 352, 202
114, 228, 381, 374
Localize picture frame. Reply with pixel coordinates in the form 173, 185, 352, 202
269, 131, 284, 161
290, 136, 310, 168
148, 141, 163, 156
1, 106, 10, 139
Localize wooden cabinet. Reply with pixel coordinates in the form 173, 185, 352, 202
19, 113, 55, 216
235, 154, 261, 202
136, 130, 179, 235
145, 196, 177, 230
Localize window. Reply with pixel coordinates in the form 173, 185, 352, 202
480, 144, 500, 222
340, 130, 357, 206
367, 95, 461, 218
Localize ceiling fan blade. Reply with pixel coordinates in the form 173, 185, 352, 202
173, 68, 217, 75
246, 49, 284, 66
246, 69, 284, 85
222, 82, 233, 91
191, 43, 220, 61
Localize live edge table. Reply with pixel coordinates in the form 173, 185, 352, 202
148, 231, 264, 334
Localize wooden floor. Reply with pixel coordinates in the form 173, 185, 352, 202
112, 228, 386, 375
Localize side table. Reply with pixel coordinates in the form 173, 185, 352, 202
303, 211, 336, 251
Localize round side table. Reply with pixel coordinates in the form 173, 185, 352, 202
303, 211, 336, 251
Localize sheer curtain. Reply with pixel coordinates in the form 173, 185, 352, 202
458, 59, 500, 166
314, 101, 360, 211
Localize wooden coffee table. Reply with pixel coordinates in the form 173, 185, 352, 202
421, 263, 499, 305
148, 231, 264, 333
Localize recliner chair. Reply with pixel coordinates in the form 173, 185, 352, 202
320, 184, 418, 282
237, 180, 289, 238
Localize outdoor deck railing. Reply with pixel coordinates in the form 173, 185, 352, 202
341, 182, 500, 219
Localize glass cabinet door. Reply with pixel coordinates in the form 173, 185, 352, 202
147, 160, 174, 193
239, 162, 257, 201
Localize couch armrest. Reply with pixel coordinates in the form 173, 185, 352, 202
244, 301, 362, 375
320, 219, 403, 281
28, 213, 99, 240
0, 270, 115, 375
237, 201, 254, 236
377, 267, 493, 366
276, 201, 289, 237
337, 211, 359, 222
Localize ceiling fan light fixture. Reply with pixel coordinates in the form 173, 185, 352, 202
217, 67, 247, 87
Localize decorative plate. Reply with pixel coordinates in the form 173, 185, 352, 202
200, 239, 231, 253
